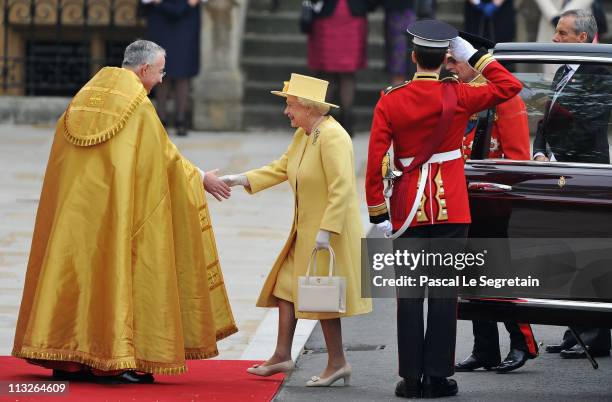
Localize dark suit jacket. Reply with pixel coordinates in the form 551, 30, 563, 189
533, 64, 611, 164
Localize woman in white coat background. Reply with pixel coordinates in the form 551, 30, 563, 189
533, 0, 594, 42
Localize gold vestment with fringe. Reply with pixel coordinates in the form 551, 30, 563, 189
12, 67, 237, 375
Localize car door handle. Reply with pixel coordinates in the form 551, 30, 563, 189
468, 182, 512, 192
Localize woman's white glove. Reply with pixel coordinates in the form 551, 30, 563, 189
219, 174, 249, 187
449, 37, 478, 63
376, 220, 393, 237
315, 230, 331, 249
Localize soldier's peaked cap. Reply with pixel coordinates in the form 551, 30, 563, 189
406, 19, 458, 48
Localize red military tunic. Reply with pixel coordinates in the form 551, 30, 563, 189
366, 51, 522, 231
462, 75, 530, 161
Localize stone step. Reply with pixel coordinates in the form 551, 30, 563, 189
245, 10, 462, 37
241, 0, 470, 131
241, 56, 389, 85
244, 10, 388, 37
245, 11, 304, 36
242, 32, 385, 60
243, 104, 375, 132
247, 0, 465, 15
244, 80, 385, 108
242, 55, 310, 82
437, 0, 466, 14
248, 0, 301, 13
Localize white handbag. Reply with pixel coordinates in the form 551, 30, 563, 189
297, 246, 346, 313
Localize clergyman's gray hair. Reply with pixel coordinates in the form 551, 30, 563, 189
561, 9, 598, 42
122, 40, 166, 68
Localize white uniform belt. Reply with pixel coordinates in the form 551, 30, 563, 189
390, 149, 461, 240
398, 149, 462, 167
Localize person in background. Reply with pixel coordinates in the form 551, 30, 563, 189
533, 9, 612, 359
382, 0, 417, 86
533, 9, 610, 164
415, 0, 437, 19
270, 0, 279, 12
143, 0, 201, 136
220, 73, 372, 387
464, 0, 517, 43
12, 40, 236, 384
308, 0, 374, 136
445, 49, 538, 374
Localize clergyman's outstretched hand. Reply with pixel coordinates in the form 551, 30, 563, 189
203, 169, 231, 201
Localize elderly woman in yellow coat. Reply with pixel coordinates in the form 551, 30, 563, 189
221, 73, 371, 387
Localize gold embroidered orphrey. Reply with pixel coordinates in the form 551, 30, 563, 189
558, 176, 566, 188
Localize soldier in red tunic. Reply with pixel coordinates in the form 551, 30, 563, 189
445, 54, 538, 374
446, 48, 530, 162
365, 20, 522, 398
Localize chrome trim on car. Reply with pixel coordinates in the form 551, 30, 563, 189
468, 182, 512, 192
461, 297, 612, 312
466, 158, 612, 170
494, 54, 612, 63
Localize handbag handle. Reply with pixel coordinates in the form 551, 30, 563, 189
305, 246, 336, 278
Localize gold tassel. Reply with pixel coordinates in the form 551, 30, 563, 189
216, 325, 239, 341
185, 349, 219, 360
13, 348, 188, 375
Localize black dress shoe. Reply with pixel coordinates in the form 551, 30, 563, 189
52, 369, 92, 381
95, 370, 155, 384
395, 378, 421, 398
422, 376, 458, 398
545, 343, 574, 353
495, 349, 528, 373
560, 345, 611, 359
454, 354, 496, 372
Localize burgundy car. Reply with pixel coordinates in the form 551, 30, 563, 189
459, 43, 612, 367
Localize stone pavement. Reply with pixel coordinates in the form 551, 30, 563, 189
0, 123, 372, 360
277, 299, 612, 402
3, 125, 612, 401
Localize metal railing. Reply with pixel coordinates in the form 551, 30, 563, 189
1, 0, 143, 95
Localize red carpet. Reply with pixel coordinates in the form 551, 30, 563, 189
0, 357, 284, 401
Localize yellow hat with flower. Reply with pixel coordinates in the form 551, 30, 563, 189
271, 73, 339, 108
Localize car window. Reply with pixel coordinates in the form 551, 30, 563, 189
480, 61, 612, 165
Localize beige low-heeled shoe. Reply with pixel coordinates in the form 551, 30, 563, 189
306, 364, 351, 387
246, 360, 295, 377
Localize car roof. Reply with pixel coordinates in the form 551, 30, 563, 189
492, 42, 612, 63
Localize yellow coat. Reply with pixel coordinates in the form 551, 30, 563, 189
246, 116, 372, 320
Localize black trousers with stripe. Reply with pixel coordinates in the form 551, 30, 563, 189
396, 223, 469, 379
472, 321, 538, 366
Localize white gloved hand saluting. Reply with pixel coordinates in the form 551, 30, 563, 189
315, 230, 331, 249
219, 174, 249, 188
376, 220, 393, 237
449, 36, 478, 63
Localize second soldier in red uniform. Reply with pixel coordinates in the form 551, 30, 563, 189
445, 52, 538, 374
